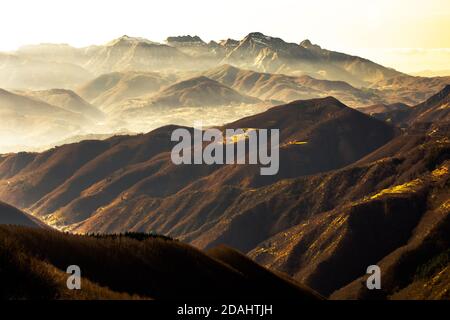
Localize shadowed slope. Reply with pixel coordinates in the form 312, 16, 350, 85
0, 225, 320, 300
249, 129, 449, 298
208, 245, 323, 300
0, 201, 47, 228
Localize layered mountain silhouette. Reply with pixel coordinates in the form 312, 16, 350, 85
1, 32, 448, 153
203, 64, 382, 107
2, 32, 446, 98
244, 88, 449, 298
0, 97, 395, 233
0, 32, 449, 301
1, 86, 448, 299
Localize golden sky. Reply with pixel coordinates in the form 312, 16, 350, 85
1, 0, 449, 73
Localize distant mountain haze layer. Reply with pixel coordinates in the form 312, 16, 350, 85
76, 71, 176, 110
0, 52, 92, 90
84, 35, 193, 75
0, 32, 442, 91
0, 33, 448, 152
203, 64, 382, 107
142, 76, 261, 108
18, 88, 105, 121
0, 88, 97, 152
222, 33, 402, 87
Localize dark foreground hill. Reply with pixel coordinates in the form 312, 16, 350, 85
0, 225, 320, 300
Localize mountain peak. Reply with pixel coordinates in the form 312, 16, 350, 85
186, 75, 211, 83
0, 88, 11, 95
166, 35, 206, 46
288, 96, 348, 110
299, 39, 312, 47
217, 64, 239, 72
219, 38, 239, 48
107, 35, 157, 47
164, 76, 219, 91
246, 32, 268, 39
299, 39, 321, 50
243, 32, 276, 43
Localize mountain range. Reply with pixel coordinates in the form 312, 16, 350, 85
1, 86, 448, 299
1, 32, 445, 92
0, 32, 449, 300
0, 33, 449, 153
